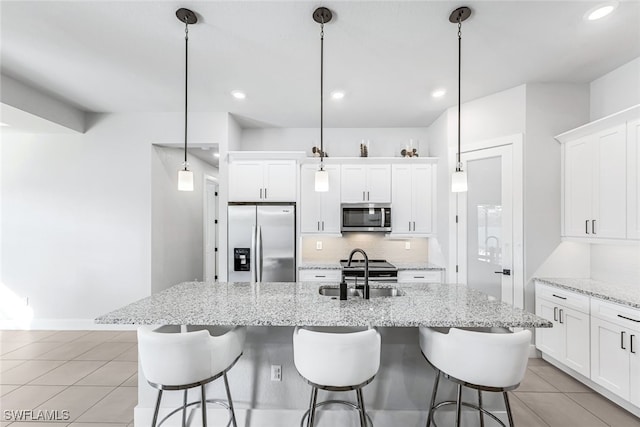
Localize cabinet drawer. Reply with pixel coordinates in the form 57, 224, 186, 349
299, 270, 342, 282
536, 282, 590, 314
591, 298, 640, 332
397, 270, 442, 283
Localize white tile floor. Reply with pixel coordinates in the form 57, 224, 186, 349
1, 330, 639, 426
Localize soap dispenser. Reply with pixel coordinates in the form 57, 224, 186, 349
339, 279, 348, 300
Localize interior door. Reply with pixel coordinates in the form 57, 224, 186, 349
458, 145, 513, 305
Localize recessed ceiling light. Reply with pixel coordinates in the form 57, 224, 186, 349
331, 91, 345, 100
231, 90, 246, 100
585, 2, 618, 21
431, 89, 446, 98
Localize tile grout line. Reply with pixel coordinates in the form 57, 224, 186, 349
508, 392, 552, 427
563, 391, 618, 427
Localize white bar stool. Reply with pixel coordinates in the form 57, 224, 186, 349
419, 327, 531, 427
293, 326, 381, 427
138, 325, 246, 427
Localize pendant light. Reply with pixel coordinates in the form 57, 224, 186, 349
176, 8, 197, 192
450, 7, 471, 193
313, 7, 332, 192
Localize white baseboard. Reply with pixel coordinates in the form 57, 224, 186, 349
134, 406, 507, 427
0, 318, 137, 330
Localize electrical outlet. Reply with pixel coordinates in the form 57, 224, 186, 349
316, 241, 323, 250
405, 241, 411, 250
270, 364, 282, 381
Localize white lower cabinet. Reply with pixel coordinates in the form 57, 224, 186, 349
590, 298, 640, 403
397, 270, 442, 284
298, 269, 342, 283
535, 283, 590, 376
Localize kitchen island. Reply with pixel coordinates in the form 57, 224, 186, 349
96, 282, 550, 427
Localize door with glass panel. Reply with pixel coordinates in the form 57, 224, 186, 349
457, 145, 514, 305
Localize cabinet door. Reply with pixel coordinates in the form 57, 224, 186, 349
229, 161, 264, 202
264, 161, 297, 201
341, 165, 367, 202
562, 307, 590, 377
591, 317, 630, 400
300, 165, 323, 233
592, 125, 627, 238
631, 330, 640, 407
535, 299, 562, 359
412, 164, 434, 234
564, 137, 593, 237
628, 119, 640, 239
391, 164, 413, 233
366, 165, 391, 202
321, 165, 342, 233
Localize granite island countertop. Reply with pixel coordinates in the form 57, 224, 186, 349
534, 277, 640, 309
96, 282, 550, 328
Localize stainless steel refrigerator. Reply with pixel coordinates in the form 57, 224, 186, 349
228, 204, 296, 282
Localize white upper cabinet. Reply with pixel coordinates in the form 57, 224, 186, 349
229, 160, 297, 202
391, 163, 436, 235
559, 106, 640, 241
300, 164, 341, 233
628, 119, 640, 239
340, 164, 391, 203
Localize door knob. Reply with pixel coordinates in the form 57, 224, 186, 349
494, 269, 511, 276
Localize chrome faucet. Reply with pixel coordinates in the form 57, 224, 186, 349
347, 248, 370, 299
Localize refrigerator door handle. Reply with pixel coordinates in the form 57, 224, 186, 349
250, 225, 257, 282
257, 225, 263, 282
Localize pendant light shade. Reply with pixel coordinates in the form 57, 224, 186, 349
313, 7, 332, 193
178, 169, 194, 191
176, 8, 197, 192
450, 6, 471, 193
314, 169, 329, 192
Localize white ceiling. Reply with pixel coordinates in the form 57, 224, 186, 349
1, 1, 639, 128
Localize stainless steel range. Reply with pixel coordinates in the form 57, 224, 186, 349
340, 259, 398, 284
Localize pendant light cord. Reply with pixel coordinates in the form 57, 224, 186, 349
184, 20, 189, 170
456, 16, 462, 172
320, 19, 325, 171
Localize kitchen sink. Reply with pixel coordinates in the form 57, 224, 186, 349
318, 285, 402, 298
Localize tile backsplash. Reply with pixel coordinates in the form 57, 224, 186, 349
301, 234, 429, 263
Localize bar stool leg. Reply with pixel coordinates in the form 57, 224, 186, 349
503, 392, 514, 427
152, 389, 163, 427
182, 390, 188, 427
223, 372, 238, 427
201, 384, 208, 427
426, 370, 440, 427
356, 388, 367, 427
478, 390, 484, 427
455, 384, 463, 427
307, 387, 318, 427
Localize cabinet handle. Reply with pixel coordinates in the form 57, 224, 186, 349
322, 221, 324, 231
554, 307, 558, 322
415, 276, 425, 278
413, 221, 416, 231
315, 275, 326, 278
559, 309, 564, 324
264, 188, 267, 199
617, 314, 640, 323
260, 188, 263, 199
632, 335, 636, 354
317, 221, 320, 231
409, 221, 411, 231
585, 220, 589, 234
367, 191, 370, 201
552, 294, 567, 300
622, 331, 627, 350
592, 219, 596, 234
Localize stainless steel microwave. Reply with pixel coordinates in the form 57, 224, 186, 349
341, 203, 392, 232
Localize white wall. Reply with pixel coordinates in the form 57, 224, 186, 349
523, 83, 590, 311
151, 146, 218, 294
1, 111, 229, 327
240, 127, 429, 158
590, 56, 640, 121
590, 245, 640, 285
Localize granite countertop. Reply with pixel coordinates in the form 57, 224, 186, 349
297, 262, 445, 271
534, 277, 640, 309
96, 281, 550, 328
